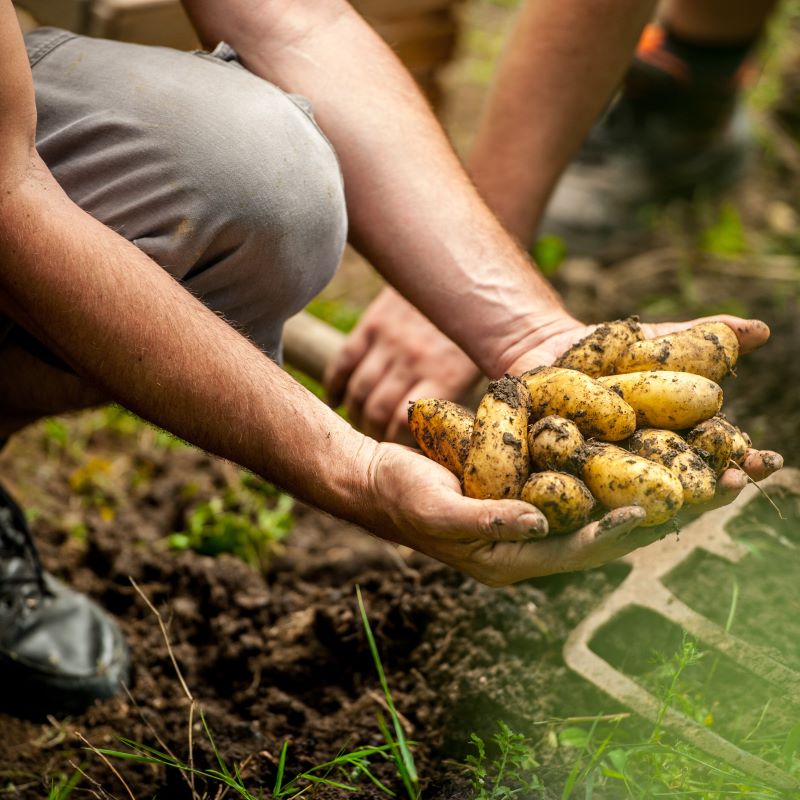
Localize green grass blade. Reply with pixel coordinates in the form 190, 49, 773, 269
356, 586, 419, 795
303, 774, 361, 791
274, 740, 290, 796
93, 748, 169, 766
47, 767, 83, 800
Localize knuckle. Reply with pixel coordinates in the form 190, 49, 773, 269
348, 377, 372, 406
475, 510, 504, 541
364, 402, 391, 430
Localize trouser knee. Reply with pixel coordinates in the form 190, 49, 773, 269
30, 32, 348, 363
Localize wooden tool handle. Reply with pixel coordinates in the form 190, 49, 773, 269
282, 311, 346, 382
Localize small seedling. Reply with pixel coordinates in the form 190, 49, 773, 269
168, 483, 294, 570
465, 722, 544, 799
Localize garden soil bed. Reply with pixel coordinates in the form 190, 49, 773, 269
1, 428, 632, 799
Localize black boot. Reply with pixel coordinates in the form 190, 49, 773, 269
0, 482, 130, 718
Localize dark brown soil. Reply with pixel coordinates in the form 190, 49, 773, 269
0, 428, 630, 798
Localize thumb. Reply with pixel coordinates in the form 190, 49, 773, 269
444, 494, 549, 542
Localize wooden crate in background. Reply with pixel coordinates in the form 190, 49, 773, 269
14, 0, 462, 107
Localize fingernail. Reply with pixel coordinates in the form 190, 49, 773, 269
519, 512, 547, 539
748, 319, 770, 335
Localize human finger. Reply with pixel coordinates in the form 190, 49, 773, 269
361, 364, 420, 442
739, 448, 783, 481
324, 324, 373, 407
343, 347, 393, 431
479, 506, 647, 583
429, 492, 549, 543
642, 316, 770, 354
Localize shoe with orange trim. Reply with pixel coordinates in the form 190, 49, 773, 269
540, 24, 756, 261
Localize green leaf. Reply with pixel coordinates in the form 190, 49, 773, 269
782, 722, 800, 764
558, 727, 590, 749
532, 235, 567, 276
700, 202, 748, 257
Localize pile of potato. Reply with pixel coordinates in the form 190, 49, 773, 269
409, 320, 756, 534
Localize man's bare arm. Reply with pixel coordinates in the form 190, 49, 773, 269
0, 1, 37, 185
468, 0, 657, 245
182, 0, 578, 379
3, 2, 675, 585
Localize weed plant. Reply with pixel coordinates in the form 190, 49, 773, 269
168, 475, 294, 570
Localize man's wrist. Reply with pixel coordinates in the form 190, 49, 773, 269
315, 426, 387, 532
487, 311, 584, 377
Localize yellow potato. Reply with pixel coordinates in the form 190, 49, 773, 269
520, 367, 636, 442
554, 317, 643, 377
613, 321, 739, 382
520, 471, 595, 535
729, 423, 752, 463
408, 398, 474, 480
578, 443, 684, 526
628, 428, 716, 505
689, 322, 739, 369
528, 415, 585, 472
463, 375, 531, 500
686, 414, 750, 473
598, 371, 722, 430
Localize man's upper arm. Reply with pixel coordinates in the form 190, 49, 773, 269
0, 1, 37, 182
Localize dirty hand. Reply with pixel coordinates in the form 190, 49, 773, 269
506, 313, 782, 511
364, 441, 655, 585
324, 287, 479, 443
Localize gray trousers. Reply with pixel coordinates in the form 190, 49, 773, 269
5, 28, 348, 364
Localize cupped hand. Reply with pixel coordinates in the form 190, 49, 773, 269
506, 312, 780, 514
364, 442, 658, 585
324, 287, 480, 443
506, 313, 772, 376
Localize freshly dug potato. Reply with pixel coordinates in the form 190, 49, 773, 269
598, 371, 722, 430
520, 471, 595, 535
686, 414, 751, 473
577, 443, 684, 526
729, 422, 753, 463
528, 415, 585, 472
613, 321, 738, 382
628, 428, 716, 505
408, 399, 474, 479
463, 375, 531, 500
689, 322, 739, 369
554, 317, 643, 377
520, 367, 637, 442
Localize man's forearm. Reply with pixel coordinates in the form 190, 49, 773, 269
468, 0, 657, 244
182, 0, 572, 377
0, 159, 374, 525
